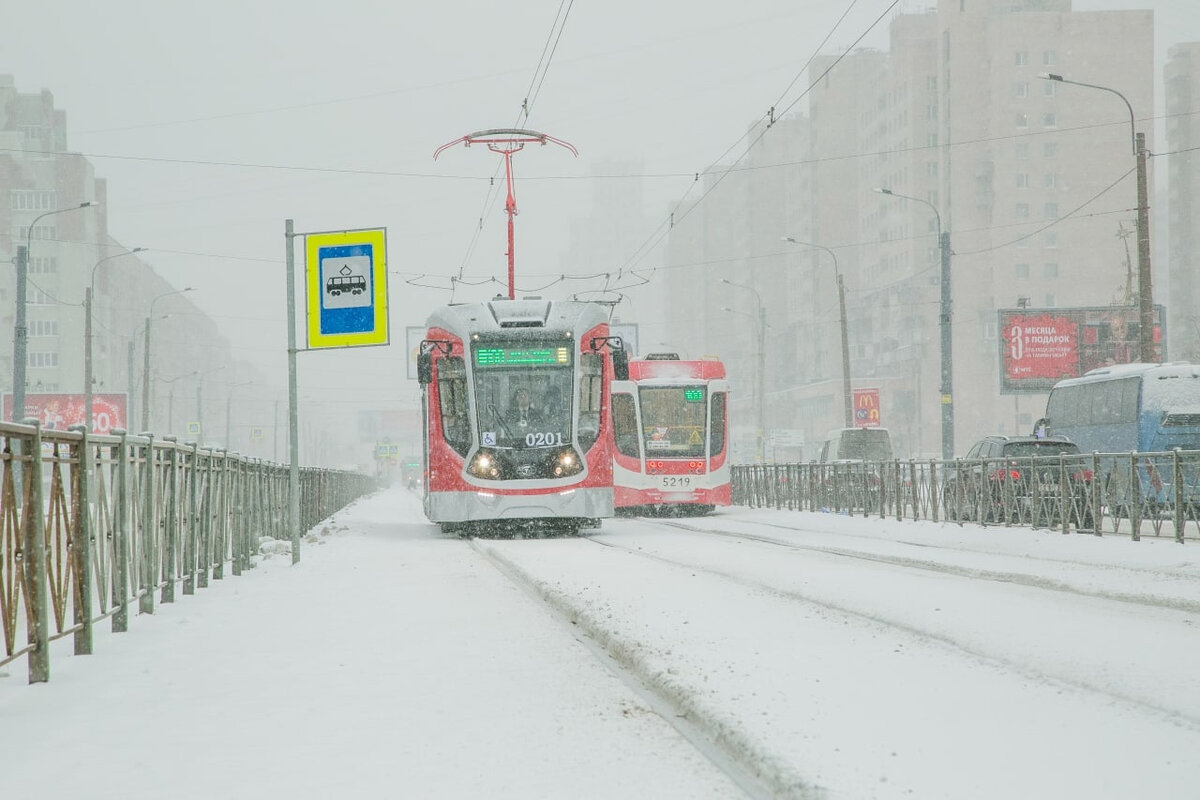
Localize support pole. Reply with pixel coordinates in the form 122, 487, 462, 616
940, 230, 954, 460
285, 219, 301, 564
1135, 131, 1156, 362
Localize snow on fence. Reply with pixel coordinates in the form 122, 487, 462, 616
0, 420, 376, 684
732, 449, 1200, 543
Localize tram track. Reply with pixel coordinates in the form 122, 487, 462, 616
642, 515, 1200, 615
468, 518, 1200, 800
586, 521, 1200, 731
468, 536, 808, 800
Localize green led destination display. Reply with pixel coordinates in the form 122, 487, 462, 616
684, 388, 705, 402
475, 346, 571, 368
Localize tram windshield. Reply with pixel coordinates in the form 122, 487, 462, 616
639, 385, 707, 458
472, 341, 575, 449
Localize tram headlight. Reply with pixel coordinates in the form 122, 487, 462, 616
553, 447, 584, 477
467, 449, 502, 479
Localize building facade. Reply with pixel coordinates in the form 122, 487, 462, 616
662, 0, 1155, 460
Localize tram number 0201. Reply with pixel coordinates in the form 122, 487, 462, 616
526, 431, 565, 447
661, 476, 691, 488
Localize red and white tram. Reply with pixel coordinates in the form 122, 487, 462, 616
610, 353, 731, 515
417, 298, 626, 535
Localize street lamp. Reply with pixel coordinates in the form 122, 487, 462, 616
84, 247, 146, 431
12, 200, 98, 421
782, 236, 852, 428
142, 287, 195, 431
720, 278, 766, 462
1041, 72, 1156, 362
874, 187, 954, 460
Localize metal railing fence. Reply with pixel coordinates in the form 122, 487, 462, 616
733, 448, 1200, 543
1, 421, 375, 684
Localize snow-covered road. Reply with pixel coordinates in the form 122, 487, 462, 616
3, 485, 1199, 799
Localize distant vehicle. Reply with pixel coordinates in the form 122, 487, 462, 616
819, 427, 893, 463
944, 434, 1093, 527
817, 427, 893, 511
1039, 362, 1200, 512
610, 353, 730, 516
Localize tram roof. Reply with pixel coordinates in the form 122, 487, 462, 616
424, 298, 609, 337
628, 358, 726, 381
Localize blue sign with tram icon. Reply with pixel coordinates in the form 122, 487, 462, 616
304, 228, 389, 349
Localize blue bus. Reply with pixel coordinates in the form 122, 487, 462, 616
1041, 362, 1200, 511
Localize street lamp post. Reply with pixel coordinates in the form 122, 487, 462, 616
85, 247, 146, 431
225, 380, 253, 451
141, 287, 194, 431
720, 278, 767, 462
12, 201, 97, 421
783, 237, 852, 428
1041, 73, 1155, 362
875, 187, 954, 460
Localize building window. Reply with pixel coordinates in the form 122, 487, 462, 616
1044, 293, 1057, 307
1043, 173, 1057, 190
9, 190, 57, 211
1043, 262, 1059, 278
1015, 51, 1028, 67
1016, 173, 1029, 188
1015, 113, 1029, 128
926, 104, 938, 121
926, 162, 938, 177
29, 320, 59, 337
1043, 81, 1056, 98
1043, 142, 1058, 158
1044, 232, 1059, 249
1016, 203, 1030, 218
1044, 202, 1059, 219
1042, 112, 1057, 128
927, 75, 937, 91
1016, 82, 1028, 98
1043, 50, 1057, 66
28, 352, 59, 369
28, 257, 57, 274
927, 133, 938, 148
1016, 263, 1030, 279
1015, 142, 1029, 160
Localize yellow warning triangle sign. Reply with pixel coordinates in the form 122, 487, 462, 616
687, 428, 703, 445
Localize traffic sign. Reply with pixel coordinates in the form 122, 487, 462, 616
187, 421, 201, 435
305, 228, 389, 349
250, 426, 265, 441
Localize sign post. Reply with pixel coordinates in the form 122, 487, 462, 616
286, 221, 390, 563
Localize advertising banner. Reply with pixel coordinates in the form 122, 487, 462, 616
852, 388, 881, 428
2, 393, 128, 435
998, 305, 1165, 393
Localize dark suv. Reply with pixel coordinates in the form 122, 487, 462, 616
944, 435, 1094, 528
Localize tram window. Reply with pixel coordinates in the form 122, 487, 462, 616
437, 356, 471, 456
612, 394, 640, 457
578, 353, 603, 451
710, 392, 727, 455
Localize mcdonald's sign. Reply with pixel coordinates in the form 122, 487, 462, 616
852, 388, 881, 428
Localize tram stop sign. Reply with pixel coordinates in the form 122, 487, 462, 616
305, 228, 389, 349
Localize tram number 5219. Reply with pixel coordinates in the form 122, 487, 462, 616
526, 431, 565, 447
661, 476, 691, 488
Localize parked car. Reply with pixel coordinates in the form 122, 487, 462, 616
944, 434, 1094, 528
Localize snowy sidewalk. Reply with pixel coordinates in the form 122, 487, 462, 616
0, 486, 744, 800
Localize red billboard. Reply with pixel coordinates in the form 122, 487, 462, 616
2, 393, 128, 436
999, 305, 1165, 393
852, 388, 881, 428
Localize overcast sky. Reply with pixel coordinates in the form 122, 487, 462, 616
6, 0, 1199, 429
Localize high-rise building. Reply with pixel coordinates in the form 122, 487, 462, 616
1165, 42, 1200, 363
662, 0, 1155, 459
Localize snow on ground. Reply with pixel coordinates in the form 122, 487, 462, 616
3, 484, 1199, 799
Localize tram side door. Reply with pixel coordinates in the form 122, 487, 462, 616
707, 379, 731, 464
610, 380, 644, 468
